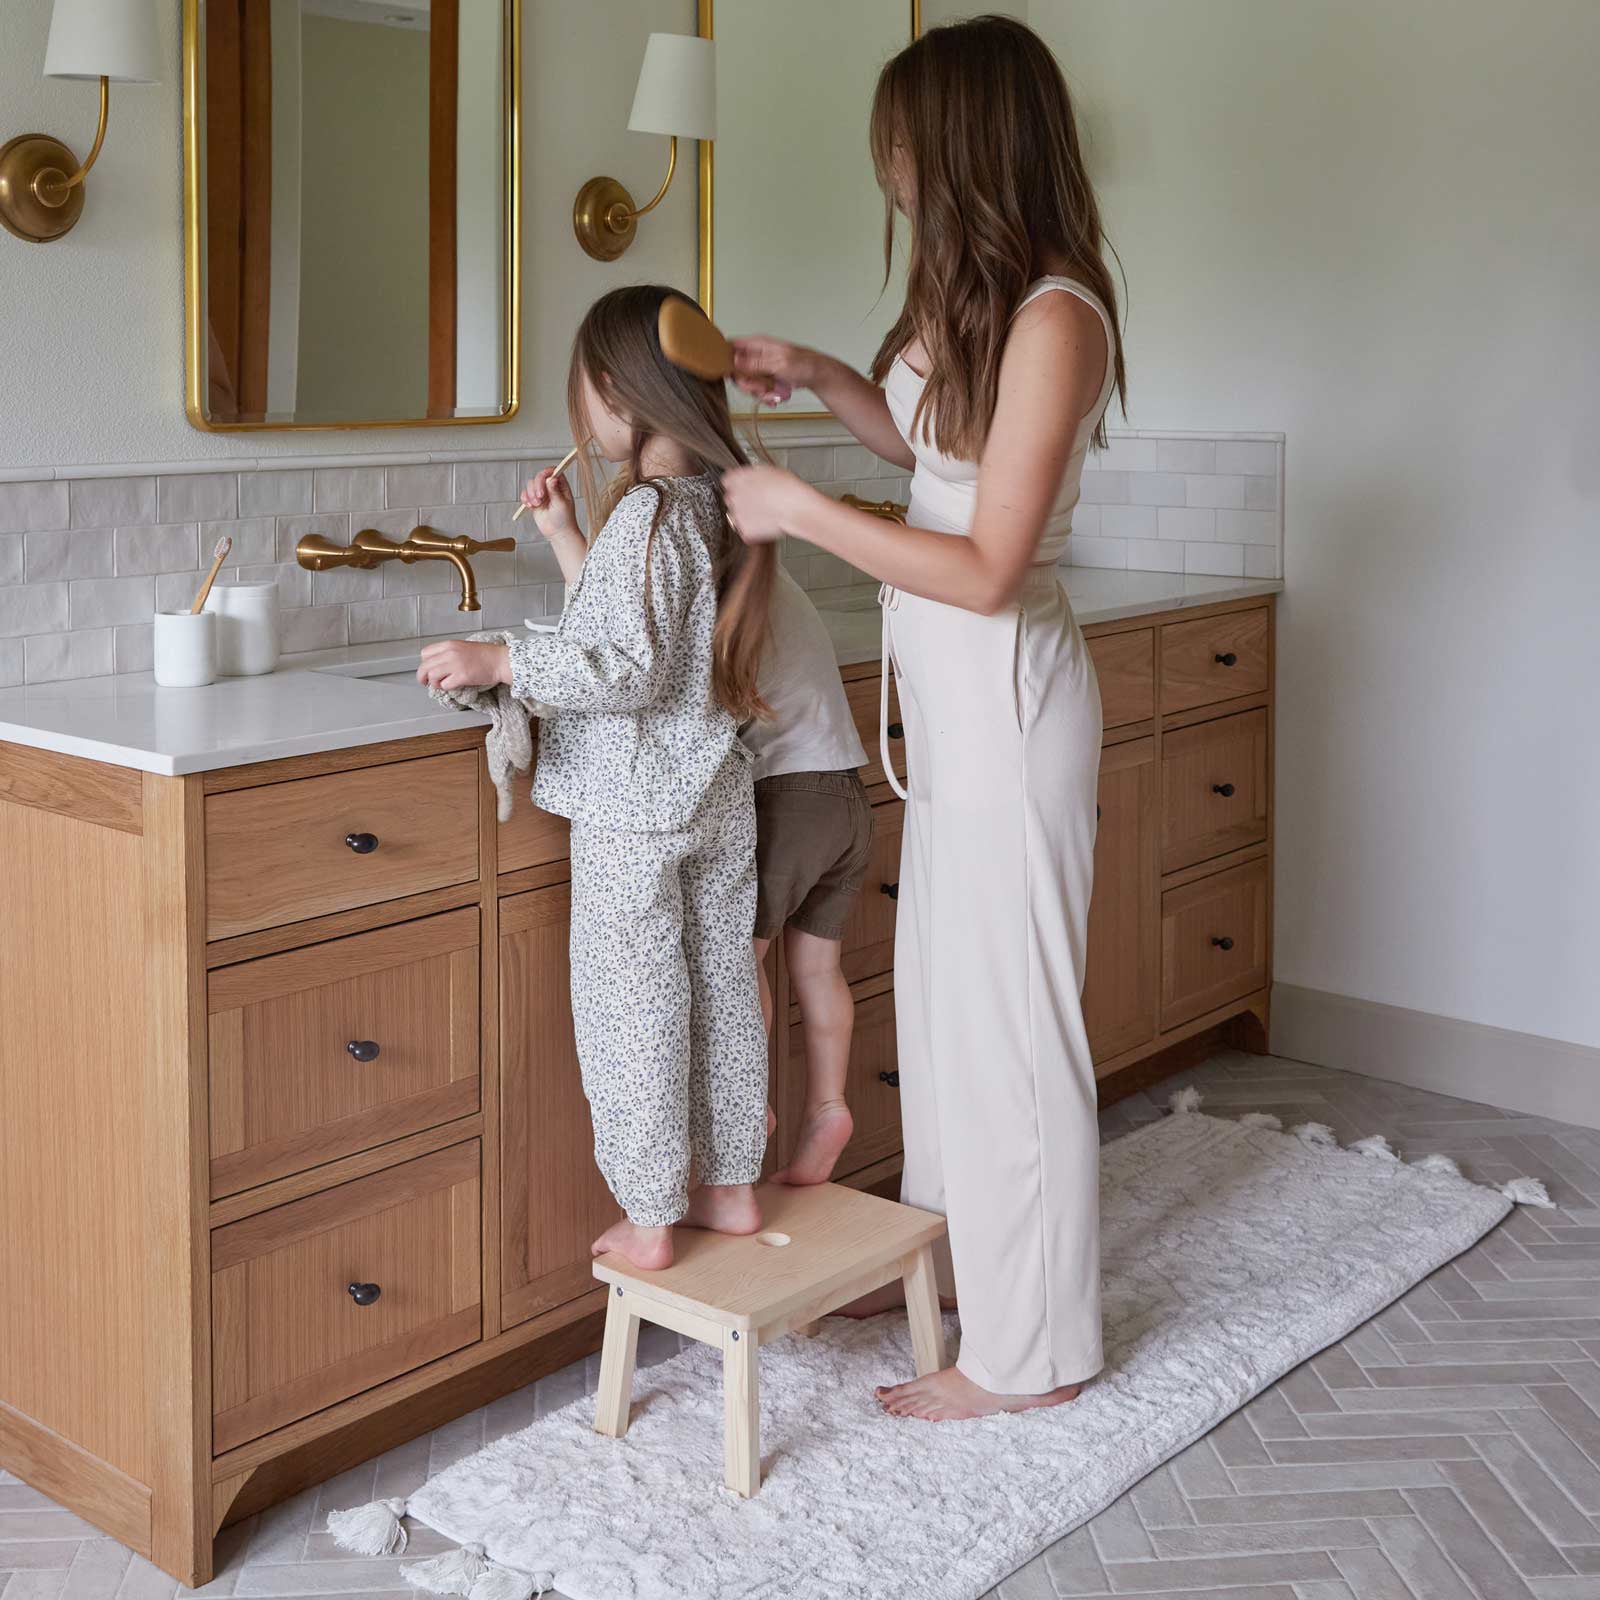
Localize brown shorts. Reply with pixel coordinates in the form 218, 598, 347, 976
753, 770, 874, 941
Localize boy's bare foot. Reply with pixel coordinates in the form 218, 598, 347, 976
591, 1218, 673, 1271
683, 1182, 762, 1235
835, 1281, 959, 1319
766, 1104, 777, 1137
773, 1100, 853, 1185
875, 1366, 1083, 1421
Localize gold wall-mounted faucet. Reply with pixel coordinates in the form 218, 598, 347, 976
296, 526, 516, 612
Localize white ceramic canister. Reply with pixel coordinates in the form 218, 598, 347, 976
153, 609, 217, 688
205, 579, 280, 676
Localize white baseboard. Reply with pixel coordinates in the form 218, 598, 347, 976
1271, 982, 1600, 1131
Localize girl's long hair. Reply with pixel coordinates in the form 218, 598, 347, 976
867, 14, 1128, 456
566, 284, 774, 722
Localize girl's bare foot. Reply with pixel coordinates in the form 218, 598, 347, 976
773, 1100, 853, 1185
836, 1282, 959, 1319
683, 1182, 762, 1235
590, 1218, 673, 1271
766, 1105, 777, 1137
876, 1366, 1083, 1421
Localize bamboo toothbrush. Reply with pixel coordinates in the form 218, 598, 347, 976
189, 535, 232, 614
512, 442, 583, 522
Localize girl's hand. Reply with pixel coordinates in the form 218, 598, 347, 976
723, 464, 813, 546
729, 335, 814, 405
519, 468, 582, 543
417, 640, 512, 692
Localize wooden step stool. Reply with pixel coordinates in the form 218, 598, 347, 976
590, 1181, 948, 1497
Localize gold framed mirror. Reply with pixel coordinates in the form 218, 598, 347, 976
697, 0, 919, 419
182, 0, 520, 432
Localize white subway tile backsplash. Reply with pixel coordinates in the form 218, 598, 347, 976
116, 523, 199, 576
1123, 539, 1184, 573
349, 596, 420, 644
158, 473, 238, 524
1100, 505, 1158, 540
154, 571, 200, 611
69, 576, 152, 628
312, 563, 385, 605
1127, 472, 1186, 506
313, 467, 386, 513
480, 586, 553, 629
114, 622, 153, 674
1184, 474, 1245, 509
1184, 541, 1244, 577
280, 604, 347, 654
1078, 470, 1129, 504
0, 533, 20, 585
1066, 535, 1129, 569
1157, 439, 1215, 474
387, 464, 453, 509
420, 504, 486, 537
238, 562, 312, 610
208, 518, 278, 567
1091, 437, 1159, 473
1071, 503, 1101, 537
1244, 544, 1280, 579
25, 627, 114, 683
832, 445, 879, 481
1244, 475, 1279, 511
25, 528, 112, 581
70, 477, 156, 529
1158, 507, 1216, 543
453, 461, 518, 505
484, 502, 522, 539
0, 637, 22, 686
786, 447, 835, 483
384, 554, 460, 596
1216, 509, 1278, 545
1215, 440, 1279, 477
239, 470, 314, 517
0, 481, 69, 534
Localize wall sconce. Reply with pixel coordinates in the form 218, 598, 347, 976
0, 0, 161, 244
573, 32, 715, 263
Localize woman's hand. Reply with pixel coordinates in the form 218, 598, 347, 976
519, 468, 582, 544
729, 335, 817, 405
417, 640, 511, 692
723, 464, 815, 546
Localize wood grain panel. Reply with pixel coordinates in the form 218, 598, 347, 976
1160, 857, 1269, 1030
1159, 606, 1271, 714
844, 672, 904, 798
1088, 629, 1155, 729
202, 728, 483, 793
0, 740, 144, 832
204, 752, 480, 940
838, 801, 902, 984
496, 788, 570, 875
1160, 708, 1269, 874
210, 1142, 482, 1452
207, 909, 481, 1196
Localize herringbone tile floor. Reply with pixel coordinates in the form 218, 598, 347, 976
4, 1052, 1600, 1600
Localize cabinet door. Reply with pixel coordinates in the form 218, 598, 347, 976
786, 979, 903, 1180
838, 800, 903, 985
498, 884, 616, 1327
1083, 737, 1159, 1069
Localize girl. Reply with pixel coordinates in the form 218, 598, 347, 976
720, 16, 1126, 1419
419, 285, 776, 1273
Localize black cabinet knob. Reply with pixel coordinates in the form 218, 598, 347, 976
347, 1282, 382, 1306
344, 832, 379, 855
878, 1070, 900, 1088
880, 881, 900, 901
346, 1040, 381, 1063
1211, 935, 1235, 951
1212, 782, 1236, 797
887, 721, 904, 740
1214, 651, 1238, 667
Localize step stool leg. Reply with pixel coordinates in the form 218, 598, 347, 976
794, 1320, 822, 1339
722, 1329, 760, 1498
594, 1289, 641, 1439
901, 1244, 947, 1377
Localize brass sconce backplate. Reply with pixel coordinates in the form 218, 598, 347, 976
0, 133, 85, 243
573, 175, 637, 261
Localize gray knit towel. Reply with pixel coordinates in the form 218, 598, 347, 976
425, 630, 544, 822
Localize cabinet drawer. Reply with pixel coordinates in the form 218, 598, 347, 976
839, 801, 902, 984
787, 982, 903, 1179
497, 790, 570, 876
211, 1141, 481, 1453
1160, 858, 1268, 1030
1089, 629, 1155, 728
207, 909, 481, 1198
205, 752, 480, 941
845, 672, 905, 796
1160, 608, 1270, 714
1160, 708, 1269, 874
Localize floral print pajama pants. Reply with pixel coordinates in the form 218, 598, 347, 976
567, 753, 770, 1227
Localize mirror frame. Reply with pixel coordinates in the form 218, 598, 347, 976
181, 0, 522, 433
696, 0, 920, 422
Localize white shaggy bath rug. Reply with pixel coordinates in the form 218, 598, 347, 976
330, 1100, 1548, 1600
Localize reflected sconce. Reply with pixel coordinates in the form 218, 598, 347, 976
573, 32, 715, 262
0, 0, 161, 244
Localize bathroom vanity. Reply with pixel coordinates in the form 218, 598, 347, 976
0, 579, 1276, 1584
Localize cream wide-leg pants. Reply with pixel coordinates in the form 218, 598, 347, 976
888, 568, 1104, 1393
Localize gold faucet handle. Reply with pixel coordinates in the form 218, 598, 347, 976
408, 526, 517, 557
841, 493, 909, 525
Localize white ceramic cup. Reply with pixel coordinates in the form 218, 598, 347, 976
153, 610, 217, 688
205, 579, 280, 676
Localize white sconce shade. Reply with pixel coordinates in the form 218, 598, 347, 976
628, 33, 716, 143
44, 0, 163, 84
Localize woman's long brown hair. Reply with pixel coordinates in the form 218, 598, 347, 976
566, 285, 774, 722
868, 14, 1128, 457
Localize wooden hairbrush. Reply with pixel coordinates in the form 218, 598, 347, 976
658, 298, 789, 401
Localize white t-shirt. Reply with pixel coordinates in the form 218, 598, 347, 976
742, 568, 868, 781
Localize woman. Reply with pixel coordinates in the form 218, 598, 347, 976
723, 15, 1127, 1422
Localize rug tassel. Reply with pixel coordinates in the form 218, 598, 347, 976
468, 1561, 554, 1600
1238, 1112, 1282, 1131
327, 1497, 408, 1557
1501, 1176, 1555, 1209
1350, 1134, 1400, 1162
1412, 1151, 1462, 1178
401, 1543, 491, 1596
1289, 1121, 1339, 1149
1168, 1086, 1203, 1114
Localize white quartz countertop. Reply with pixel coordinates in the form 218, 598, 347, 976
0, 571, 1281, 777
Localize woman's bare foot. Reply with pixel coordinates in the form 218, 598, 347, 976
590, 1218, 673, 1271
835, 1282, 959, 1319
876, 1366, 1083, 1421
683, 1182, 762, 1235
773, 1100, 853, 1185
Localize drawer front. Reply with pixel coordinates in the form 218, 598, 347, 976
1160, 858, 1269, 1030
497, 790, 570, 876
207, 909, 481, 1198
839, 801, 902, 984
211, 1141, 481, 1454
787, 983, 903, 1179
1160, 708, 1269, 874
1089, 629, 1155, 728
845, 672, 905, 797
1160, 607, 1271, 714
205, 752, 480, 941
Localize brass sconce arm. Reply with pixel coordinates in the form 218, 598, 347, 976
297, 526, 516, 613
573, 136, 680, 264
0, 74, 111, 243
